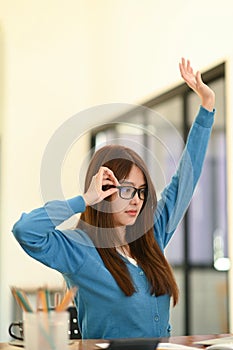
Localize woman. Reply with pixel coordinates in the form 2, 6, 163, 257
12, 58, 215, 339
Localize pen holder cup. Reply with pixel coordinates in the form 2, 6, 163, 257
23, 311, 69, 350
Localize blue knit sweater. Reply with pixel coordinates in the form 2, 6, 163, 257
12, 106, 215, 339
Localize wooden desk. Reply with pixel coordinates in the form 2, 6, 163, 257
0, 334, 232, 350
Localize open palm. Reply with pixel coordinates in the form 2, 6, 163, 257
179, 58, 215, 111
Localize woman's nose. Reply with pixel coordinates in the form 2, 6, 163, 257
130, 191, 140, 204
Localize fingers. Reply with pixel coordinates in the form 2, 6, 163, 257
93, 166, 119, 200
83, 166, 119, 206
179, 59, 187, 79
179, 57, 199, 93
186, 59, 193, 74
179, 57, 193, 77
98, 166, 119, 187
179, 57, 187, 76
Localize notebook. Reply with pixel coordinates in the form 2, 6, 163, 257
193, 336, 233, 346
96, 339, 198, 350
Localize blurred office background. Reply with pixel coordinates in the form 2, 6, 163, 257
1, 0, 233, 341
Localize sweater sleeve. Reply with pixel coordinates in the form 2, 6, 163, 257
154, 105, 215, 249
12, 196, 91, 274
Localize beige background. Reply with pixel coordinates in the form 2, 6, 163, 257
1, 0, 233, 340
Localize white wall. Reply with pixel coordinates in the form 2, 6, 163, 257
1, 0, 233, 340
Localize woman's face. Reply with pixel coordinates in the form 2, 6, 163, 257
111, 165, 146, 227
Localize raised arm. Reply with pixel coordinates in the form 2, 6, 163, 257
12, 196, 90, 273
154, 59, 215, 249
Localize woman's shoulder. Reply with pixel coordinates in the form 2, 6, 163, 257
61, 228, 95, 248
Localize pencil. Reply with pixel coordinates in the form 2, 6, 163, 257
11, 287, 26, 312
21, 290, 34, 312
54, 292, 61, 308
37, 288, 49, 312
14, 289, 33, 312
55, 286, 77, 312
45, 288, 50, 312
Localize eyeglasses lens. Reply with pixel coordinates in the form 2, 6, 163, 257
119, 187, 146, 200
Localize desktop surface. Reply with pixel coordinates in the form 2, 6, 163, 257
1, 334, 232, 350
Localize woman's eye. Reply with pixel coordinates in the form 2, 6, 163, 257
125, 187, 132, 193
121, 187, 132, 195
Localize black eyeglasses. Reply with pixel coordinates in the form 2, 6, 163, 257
102, 185, 147, 200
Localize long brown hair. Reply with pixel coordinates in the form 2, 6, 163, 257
77, 145, 179, 306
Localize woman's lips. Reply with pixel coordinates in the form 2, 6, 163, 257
125, 210, 137, 217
